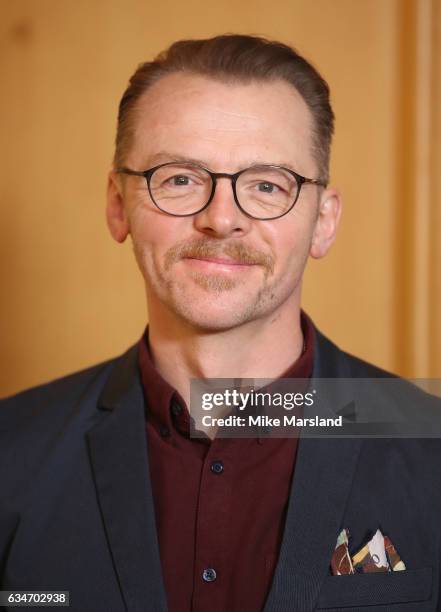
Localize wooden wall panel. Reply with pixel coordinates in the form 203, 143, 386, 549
1, 0, 439, 396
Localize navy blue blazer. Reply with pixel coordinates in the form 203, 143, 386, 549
1, 327, 440, 612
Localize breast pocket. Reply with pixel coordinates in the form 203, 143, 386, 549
316, 567, 433, 609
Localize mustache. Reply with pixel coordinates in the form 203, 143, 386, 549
164, 238, 275, 273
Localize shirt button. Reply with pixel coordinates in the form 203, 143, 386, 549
171, 402, 182, 416
202, 568, 217, 582
210, 460, 224, 475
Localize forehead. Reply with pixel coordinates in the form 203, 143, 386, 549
129, 72, 316, 173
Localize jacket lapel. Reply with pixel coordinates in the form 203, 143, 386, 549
87, 345, 168, 612
264, 329, 364, 612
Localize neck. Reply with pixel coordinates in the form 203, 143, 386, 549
146, 298, 304, 409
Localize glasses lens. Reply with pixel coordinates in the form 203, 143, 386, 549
236, 166, 299, 219
149, 163, 212, 215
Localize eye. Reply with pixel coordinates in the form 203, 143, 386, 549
257, 181, 280, 194
161, 172, 207, 188
167, 174, 192, 186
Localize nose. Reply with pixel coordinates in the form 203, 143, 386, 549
193, 176, 252, 238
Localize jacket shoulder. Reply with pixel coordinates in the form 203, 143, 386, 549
0, 356, 118, 428
313, 326, 397, 378
314, 327, 441, 425
338, 348, 397, 378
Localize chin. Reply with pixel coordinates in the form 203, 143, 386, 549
148, 274, 289, 332
168, 294, 260, 333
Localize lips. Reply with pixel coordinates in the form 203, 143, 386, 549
185, 256, 257, 266
182, 256, 259, 274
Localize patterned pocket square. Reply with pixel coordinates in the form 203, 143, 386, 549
331, 528, 406, 575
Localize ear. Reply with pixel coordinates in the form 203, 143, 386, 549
310, 187, 342, 259
106, 170, 130, 243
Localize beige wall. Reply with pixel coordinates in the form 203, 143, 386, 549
1, 0, 440, 397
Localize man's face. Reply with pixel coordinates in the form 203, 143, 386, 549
107, 73, 340, 331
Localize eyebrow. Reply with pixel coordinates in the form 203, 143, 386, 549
142, 151, 301, 174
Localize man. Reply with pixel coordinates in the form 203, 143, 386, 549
0, 34, 440, 612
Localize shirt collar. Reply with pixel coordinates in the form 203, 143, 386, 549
138, 310, 315, 438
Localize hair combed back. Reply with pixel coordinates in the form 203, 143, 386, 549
114, 34, 334, 182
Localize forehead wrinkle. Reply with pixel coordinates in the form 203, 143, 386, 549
203, 107, 261, 131
136, 86, 262, 131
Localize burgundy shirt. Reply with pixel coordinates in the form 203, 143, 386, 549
138, 312, 314, 612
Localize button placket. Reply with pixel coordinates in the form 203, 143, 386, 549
192, 441, 232, 612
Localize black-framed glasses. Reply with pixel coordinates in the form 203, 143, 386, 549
116, 161, 326, 221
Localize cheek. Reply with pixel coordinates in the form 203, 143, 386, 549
129, 211, 189, 266
277, 240, 309, 276
129, 207, 167, 247
265, 219, 313, 274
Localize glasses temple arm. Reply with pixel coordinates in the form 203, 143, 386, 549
116, 168, 146, 177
